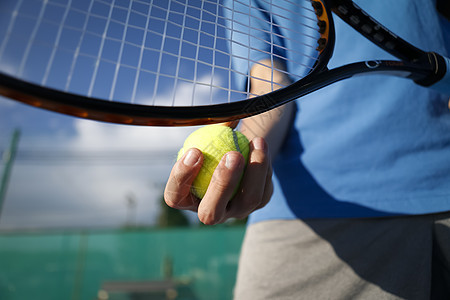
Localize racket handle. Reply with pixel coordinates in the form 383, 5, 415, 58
429, 54, 450, 95
416, 52, 450, 95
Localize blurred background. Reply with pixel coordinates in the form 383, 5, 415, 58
0, 0, 248, 298
0, 98, 246, 300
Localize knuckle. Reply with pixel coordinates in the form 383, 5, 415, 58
163, 186, 174, 202
257, 198, 270, 210
210, 177, 229, 193
233, 211, 250, 220
228, 196, 260, 220
164, 190, 199, 210
172, 166, 191, 186
210, 171, 232, 193
198, 209, 222, 225
245, 194, 263, 207
164, 181, 181, 201
164, 193, 180, 208
257, 183, 273, 210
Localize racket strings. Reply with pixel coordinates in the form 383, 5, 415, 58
4, 0, 317, 85
0, 0, 25, 68
0, 0, 322, 107
42, 0, 74, 89
67, 0, 99, 93
146, 0, 319, 89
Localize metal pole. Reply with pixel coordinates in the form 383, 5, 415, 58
0, 129, 21, 219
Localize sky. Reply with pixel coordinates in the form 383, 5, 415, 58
0, 0, 231, 230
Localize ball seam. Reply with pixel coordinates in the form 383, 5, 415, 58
232, 131, 240, 153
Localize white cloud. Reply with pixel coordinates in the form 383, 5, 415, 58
70, 119, 198, 152
137, 74, 226, 106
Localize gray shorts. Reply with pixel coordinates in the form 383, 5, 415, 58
233, 212, 450, 300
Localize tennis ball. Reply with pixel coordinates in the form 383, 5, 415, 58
177, 125, 249, 199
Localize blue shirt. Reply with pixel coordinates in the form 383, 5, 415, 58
225, 0, 450, 221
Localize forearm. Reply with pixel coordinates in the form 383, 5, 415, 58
240, 103, 295, 159
239, 59, 295, 158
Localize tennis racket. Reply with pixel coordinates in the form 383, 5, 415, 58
0, 0, 449, 126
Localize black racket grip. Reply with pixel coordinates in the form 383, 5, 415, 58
415, 52, 450, 93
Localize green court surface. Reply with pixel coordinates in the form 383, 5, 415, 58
0, 226, 245, 300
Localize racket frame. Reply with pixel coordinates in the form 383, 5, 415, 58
0, 0, 446, 126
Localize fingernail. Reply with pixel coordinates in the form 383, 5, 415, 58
225, 153, 242, 169
253, 137, 265, 150
183, 149, 199, 166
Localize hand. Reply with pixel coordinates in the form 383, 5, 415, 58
164, 137, 273, 225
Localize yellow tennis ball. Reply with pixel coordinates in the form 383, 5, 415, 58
177, 125, 249, 199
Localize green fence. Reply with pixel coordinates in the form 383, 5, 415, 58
0, 226, 246, 300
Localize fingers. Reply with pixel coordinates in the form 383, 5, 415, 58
165, 137, 273, 226
197, 137, 272, 225
164, 148, 203, 211
225, 137, 272, 220
197, 151, 245, 225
